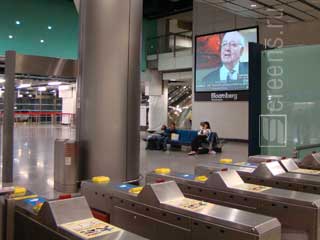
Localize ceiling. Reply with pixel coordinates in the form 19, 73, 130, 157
143, 0, 193, 19
198, 0, 320, 23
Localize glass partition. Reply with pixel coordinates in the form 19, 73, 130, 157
261, 44, 320, 157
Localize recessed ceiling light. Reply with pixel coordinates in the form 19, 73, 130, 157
251, 4, 257, 7
15, 20, 21, 25
18, 84, 31, 89
48, 81, 61, 86
38, 87, 47, 92
8, 35, 13, 39
48, 26, 52, 30
40, 39, 45, 43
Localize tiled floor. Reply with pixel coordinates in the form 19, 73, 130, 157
0, 125, 248, 198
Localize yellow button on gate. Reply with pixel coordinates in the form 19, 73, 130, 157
194, 176, 208, 182
220, 159, 233, 164
13, 186, 27, 195
92, 176, 110, 184
129, 187, 144, 195
154, 168, 171, 175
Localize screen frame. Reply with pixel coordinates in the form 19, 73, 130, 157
194, 26, 259, 100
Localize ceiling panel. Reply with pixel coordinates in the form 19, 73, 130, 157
240, 10, 266, 17
255, 0, 284, 5
307, 10, 320, 18
304, 0, 320, 8
276, 0, 298, 3
273, 4, 317, 20
216, 2, 248, 11
231, 0, 264, 9
203, 0, 225, 3
289, 1, 317, 11
198, 0, 320, 23
280, 14, 300, 22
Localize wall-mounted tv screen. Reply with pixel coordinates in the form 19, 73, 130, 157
195, 27, 258, 95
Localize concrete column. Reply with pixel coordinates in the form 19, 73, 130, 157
2, 51, 16, 183
144, 70, 168, 130
77, 0, 142, 181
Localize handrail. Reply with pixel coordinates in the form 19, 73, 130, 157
147, 31, 192, 41
146, 31, 192, 57
294, 143, 320, 151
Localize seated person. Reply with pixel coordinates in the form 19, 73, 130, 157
163, 122, 178, 150
145, 125, 166, 150
146, 123, 177, 151
188, 121, 211, 155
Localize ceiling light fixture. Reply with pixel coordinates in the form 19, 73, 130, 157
251, 4, 257, 7
48, 26, 52, 30
8, 35, 13, 39
48, 81, 61, 86
15, 20, 21, 25
38, 87, 47, 92
18, 83, 31, 89
40, 39, 45, 43
58, 85, 70, 91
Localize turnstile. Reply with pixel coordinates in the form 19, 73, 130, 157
0, 187, 146, 240
249, 154, 320, 172
299, 152, 320, 170
248, 156, 320, 176
146, 169, 320, 240
81, 180, 281, 240
195, 161, 320, 194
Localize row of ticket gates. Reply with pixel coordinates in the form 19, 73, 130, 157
1, 152, 320, 240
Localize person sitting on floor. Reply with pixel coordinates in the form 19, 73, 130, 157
188, 121, 212, 155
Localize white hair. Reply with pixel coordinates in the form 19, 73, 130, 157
223, 31, 245, 48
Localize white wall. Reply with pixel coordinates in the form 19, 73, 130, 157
59, 85, 76, 124
142, 69, 168, 130
192, 0, 320, 140
193, 1, 256, 140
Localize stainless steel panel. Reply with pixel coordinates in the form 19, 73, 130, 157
300, 152, 320, 170
15, 54, 77, 77
253, 162, 286, 178
248, 155, 282, 163
81, 181, 113, 213
280, 159, 300, 172
196, 162, 320, 194
146, 170, 320, 240
82, 180, 281, 239
54, 139, 79, 193
111, 206, 190, 240
39, 196, 93, 228
77, 0, 142, 182
195, 163, 255, 176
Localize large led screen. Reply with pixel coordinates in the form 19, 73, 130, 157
195, 27, 258, 92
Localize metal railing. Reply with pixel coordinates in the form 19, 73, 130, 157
0, 111, 76, 126
146, 31, 192, 57
293, 143, 320, 159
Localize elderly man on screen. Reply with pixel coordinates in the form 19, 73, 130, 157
202, 31, 248, 87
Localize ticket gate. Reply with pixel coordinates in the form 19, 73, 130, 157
81, 180, 281, 240
249, 154, 320, 172
195, 161, 320, 194
146, 169, 320, 240
0, 187, 146, 240
248, 156, 320, 176
248, 155, 283, 164
297, 152, 320, 170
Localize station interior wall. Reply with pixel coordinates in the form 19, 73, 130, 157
193, 0, 320, 141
